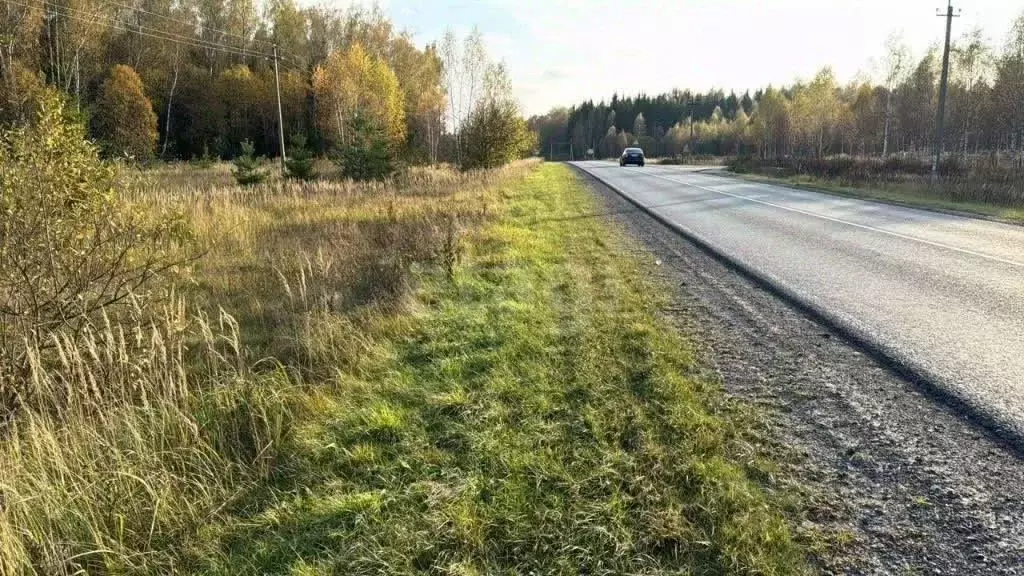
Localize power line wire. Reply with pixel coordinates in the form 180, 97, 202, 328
4, 0, 303, 62
97, 0, 275, 48
2, 0, 312, 93
276, 60, 304, 75
10, 0, 267, 58
92, 0, 306, 64
3, 0, 294, 165
99, 0, 308, 66
84, 2, 263, 57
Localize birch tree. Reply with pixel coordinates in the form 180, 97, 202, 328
880, 33, 909, 156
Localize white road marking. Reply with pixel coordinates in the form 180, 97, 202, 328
624, 169, 1024, 270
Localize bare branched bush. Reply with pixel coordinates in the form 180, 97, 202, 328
0, 93, 190, 412
0, 94, 295, 575
0, 156, 534, 574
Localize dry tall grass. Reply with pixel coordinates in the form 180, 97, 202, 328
0, 160, 535, 575
730, 155, 1024, 207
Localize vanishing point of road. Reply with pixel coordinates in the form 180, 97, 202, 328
573, 161, 1024, 443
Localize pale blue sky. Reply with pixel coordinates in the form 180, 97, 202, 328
339, 0, 1021, 115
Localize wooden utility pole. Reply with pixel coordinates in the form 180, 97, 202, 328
272, 45, 287, 176
931, 1, 959, 181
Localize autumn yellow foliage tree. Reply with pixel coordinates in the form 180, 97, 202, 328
751, 87, 791, 158
0, 61, 48, 128
312, 43, 406, 150
791, 68, 843, 158
91, 65, 158, 161
216, 65, 263, 154
390, 38, 445, 162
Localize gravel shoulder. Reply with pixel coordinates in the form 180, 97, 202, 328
575, 167, 1024, 575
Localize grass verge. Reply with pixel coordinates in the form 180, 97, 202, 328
727, 171, 1024, 224
0, 160, 809, 575
196, 163, 807, 574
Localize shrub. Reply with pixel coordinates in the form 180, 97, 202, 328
195, 142, 215, 169
462, 99, 530, 170
727, 155, 758, 173
661, 154, 725, 166
233, 139, 267, 186
0, 91, 189, 409
338, 139, 397, 181
91, 64, 159, 162
335, 118, 398, 181
286, 133, 317, 181
0, 60, 48, 128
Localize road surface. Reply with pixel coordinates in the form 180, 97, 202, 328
572, 161, 1024, 441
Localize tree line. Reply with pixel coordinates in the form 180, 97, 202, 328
0, 0, 532, 170
533, 16, 1024, 163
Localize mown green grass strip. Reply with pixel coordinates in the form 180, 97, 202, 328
202, 163, 807, 575
729, 171, 1024, 224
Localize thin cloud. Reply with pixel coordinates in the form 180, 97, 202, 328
540, 69, 567, 82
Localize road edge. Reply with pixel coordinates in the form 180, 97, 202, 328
568, 161, 1024, 453
705, 169, 1024, 227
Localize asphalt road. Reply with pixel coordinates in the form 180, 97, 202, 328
572, 161, 1024, 442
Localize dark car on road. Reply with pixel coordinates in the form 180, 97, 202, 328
620, 147, 645, 167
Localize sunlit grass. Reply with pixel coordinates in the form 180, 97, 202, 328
1, 160, 807, 574
194, 164, 808, 575
0, 161, 533, 574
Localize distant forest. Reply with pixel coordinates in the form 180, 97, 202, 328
0, 0, 530, 166
531, 17, 1024, 161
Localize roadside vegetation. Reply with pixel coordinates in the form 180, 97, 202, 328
536, 20, 1024, 164
532, 15, 1024, 215
727, 156, 1024, 222
658, 153, 726, 166
0, 2, 865, 572
0, 78, 809, 573
193, 162, 807, 575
